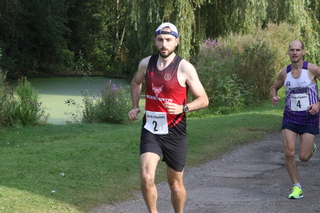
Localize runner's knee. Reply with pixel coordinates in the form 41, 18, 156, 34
284, 149, 295, 158
141, 172, 155, 187
299, 153, 311, 162
168, 179, 184, 193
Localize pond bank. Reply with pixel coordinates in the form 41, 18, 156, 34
28, 77, 128, 124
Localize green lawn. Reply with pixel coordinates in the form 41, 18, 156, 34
1, 78, 286, 212
0, 98, 285, 212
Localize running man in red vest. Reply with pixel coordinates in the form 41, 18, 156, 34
128, 22, 209, 213
270, 40, 320, 199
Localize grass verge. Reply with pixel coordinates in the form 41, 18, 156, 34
0, 100, 284, 212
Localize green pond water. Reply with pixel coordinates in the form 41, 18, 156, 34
27, 77, 129, 124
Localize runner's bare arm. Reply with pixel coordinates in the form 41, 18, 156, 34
128, 57, 150, 120
180, 60, 209, 112
270, 68, 286, 106
308, 63, 320, 112
308, 63, 320, 81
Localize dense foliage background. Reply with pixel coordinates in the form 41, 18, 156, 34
1, 0, 319, 79
0, 0, 320, 116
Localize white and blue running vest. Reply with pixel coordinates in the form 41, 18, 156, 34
283, 61, 319, 126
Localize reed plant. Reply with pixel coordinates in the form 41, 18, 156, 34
8, 77, 48, 125
0, 74, 48, 127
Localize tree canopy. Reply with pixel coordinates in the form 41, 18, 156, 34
0, 0, 319, 79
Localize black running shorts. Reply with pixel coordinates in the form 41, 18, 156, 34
140, 127, 188, 172
282, 121, 319, 135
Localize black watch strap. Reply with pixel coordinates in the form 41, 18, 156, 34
183, 104, 189, 113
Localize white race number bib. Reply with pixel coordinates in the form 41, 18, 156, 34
290, 93, 309, 111
144, 111, 168, 134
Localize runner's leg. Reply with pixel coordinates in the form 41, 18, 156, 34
299, 133, 316, 162
167, 166, 186, 213
140, 152, 161, 213
282, 129, 299, 184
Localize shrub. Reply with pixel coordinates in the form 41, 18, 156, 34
0, 70, 13, 126
8, 77, 49, 125
74, 50, 92, 77
195, 39, 247, 114
82, 80, 131, 124
235, 40, 276, 104
194, 23, 298, 114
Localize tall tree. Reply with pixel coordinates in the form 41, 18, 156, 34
195, 0, 268, 39
0, 0, 23, 77
126, 0, 204, 75
1, 0, 320, 78
265, 0, 320, 63
0, 0, 70, 78
66, 0, 129, 77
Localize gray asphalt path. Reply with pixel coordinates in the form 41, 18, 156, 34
92, 133, 320, 213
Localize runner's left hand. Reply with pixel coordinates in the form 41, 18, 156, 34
164, 102, 183, 115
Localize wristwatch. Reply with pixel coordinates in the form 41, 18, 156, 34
183, 104, 189, 113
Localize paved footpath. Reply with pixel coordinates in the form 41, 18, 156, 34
92, 133, 320, 213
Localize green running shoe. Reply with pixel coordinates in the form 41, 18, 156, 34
313, 143, 317, 156
288, 186, 303, 199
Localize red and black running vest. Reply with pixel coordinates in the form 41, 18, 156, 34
143, 54, 188, 135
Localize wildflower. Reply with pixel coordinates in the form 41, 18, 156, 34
112, 84, 118, 91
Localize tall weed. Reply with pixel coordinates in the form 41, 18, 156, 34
82, 80, 131, 124
9, 77, 48, 125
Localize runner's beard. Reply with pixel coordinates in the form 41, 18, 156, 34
158, 49, 174, 58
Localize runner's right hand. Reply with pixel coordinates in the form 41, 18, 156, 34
128, 108, 140, 120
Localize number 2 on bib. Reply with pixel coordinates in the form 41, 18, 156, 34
144, 111, 168, 134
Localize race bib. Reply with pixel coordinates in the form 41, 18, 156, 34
144, 111, 168, 134
290, 93, 309, 111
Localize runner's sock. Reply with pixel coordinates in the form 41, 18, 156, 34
293, 183, 301, 188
